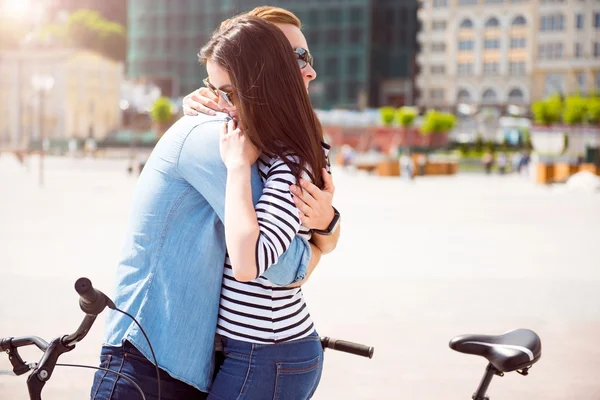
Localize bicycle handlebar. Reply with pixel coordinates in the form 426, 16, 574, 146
2, 278, 374, 399
1, 336, 49, 353
321, 337, 374, 359
0, 277, 115, 400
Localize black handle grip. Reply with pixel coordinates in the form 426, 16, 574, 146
75, 278, 115, 316
321, 337, 374, 359
0, 337, 12, 352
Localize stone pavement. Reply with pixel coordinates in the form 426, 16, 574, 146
1, 155, 599, 399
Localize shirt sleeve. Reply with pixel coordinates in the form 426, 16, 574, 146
254, 157, 302, 276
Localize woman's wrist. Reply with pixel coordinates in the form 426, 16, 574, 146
225, 161, 253, 172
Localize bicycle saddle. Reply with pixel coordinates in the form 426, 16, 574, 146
449, 329, 541, 373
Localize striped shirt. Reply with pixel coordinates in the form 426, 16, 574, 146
216, 144, 330, 344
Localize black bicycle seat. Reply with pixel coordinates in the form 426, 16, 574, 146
449, 329, 541, 373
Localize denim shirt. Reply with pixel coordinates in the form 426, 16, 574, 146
103, 114, 311, 393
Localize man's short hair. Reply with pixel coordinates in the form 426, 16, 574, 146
219, 6, 301, 30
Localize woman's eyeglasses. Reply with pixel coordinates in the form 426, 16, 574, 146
203, 77, 234, 107
294, 47, 313, 69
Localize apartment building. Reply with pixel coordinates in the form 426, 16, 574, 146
417, 0, 600, 111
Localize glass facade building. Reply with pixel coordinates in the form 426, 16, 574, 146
127, 0, 417, 109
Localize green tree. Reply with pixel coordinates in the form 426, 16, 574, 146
439, 113, 457, 133
396, 107, 417, 128
151, 97, 174, 123
531, 95, 562, 125
562, 96, 587, 125
420, 111, 456, 135
587, 97, 600, 124
379, 107, 396, 126
67, 10, 126, 61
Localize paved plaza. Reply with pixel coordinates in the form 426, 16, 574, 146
1, 155, 599, 399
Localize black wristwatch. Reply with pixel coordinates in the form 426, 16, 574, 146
312, 207, 340, 236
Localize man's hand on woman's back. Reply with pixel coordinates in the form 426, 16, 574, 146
182, 87, 221, 116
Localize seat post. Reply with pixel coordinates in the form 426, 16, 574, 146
472, 363, 502, 400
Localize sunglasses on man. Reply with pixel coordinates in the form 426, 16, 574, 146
203, 47, 314, 106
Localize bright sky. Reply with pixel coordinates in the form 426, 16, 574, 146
0, 0, 33, 20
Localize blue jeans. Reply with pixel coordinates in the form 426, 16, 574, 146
90, 341, 210, 400
208, 332, 324, 400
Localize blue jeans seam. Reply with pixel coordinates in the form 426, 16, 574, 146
107, 350, 127, 399
238, 344, 254, 399
91, 354, 113, 399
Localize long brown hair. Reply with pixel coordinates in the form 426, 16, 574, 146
199, 16, 326, 189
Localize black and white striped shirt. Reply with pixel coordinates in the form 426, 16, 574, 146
216, 144, 330, 344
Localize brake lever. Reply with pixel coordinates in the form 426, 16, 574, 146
5, 345, 30, 376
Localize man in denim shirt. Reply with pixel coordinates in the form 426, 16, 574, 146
89, 110, 336, 399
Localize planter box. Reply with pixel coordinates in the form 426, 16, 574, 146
447, 163, 458, 175
425, 162, 447, 175
536, 163, 554, 184
554, 163, 579, 182
376, 160, 400, 176
579, 163, 598, 175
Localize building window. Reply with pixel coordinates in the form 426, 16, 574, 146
457, 63, 474, 76
575, 43, 583, 58
346, 81, 361, 101
595, 12, 600, 28
459, 19, 474, 29
544, 73, 565, 96
540, 14, 565, 31
539, 43, 563, 59
510, 38, 526, 49
484, 39, 501, 49
577, 73, 586, 92
432, 20, 447, 31
326, 9, 342, 24
308, 10, 320, 26
596, 71, 600, 91
508, 88, 525, 103
348, 28, 363, 44
348, 56, 361, 76
458, 0, 478, 5
431, 65, 446, 74
306, 30, 319, 47
595, 42, 600, 57
509, 61, 526, 75
483, 62, 500, 75
325, 57, 338, 77
326, 29, 341, 45
458, 40, 475, 51
457, 89, 472, 102
349, 7, 362, 24
430, 89, 445, 101
485, 17, 500, 28
326, 82, 339, 104
433, 0, 448, 7
431, 42, 446, 52
482, 89, 498, 104
576, 13, 584, 29
512, 16, 527, 26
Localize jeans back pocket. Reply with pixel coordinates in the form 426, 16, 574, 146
274, 355, 322, 400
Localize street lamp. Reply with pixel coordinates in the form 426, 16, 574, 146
31, 74, 55, 187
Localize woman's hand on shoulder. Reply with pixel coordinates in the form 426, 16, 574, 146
220, 119, 260, 169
